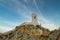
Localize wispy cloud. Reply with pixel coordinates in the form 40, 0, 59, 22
8, 0, 60, 30
38, 16, 58, 30
0, 20, 19, 26
0, 0, 59, 32
33, 0, 58, 30
0, 26, 13, 33
0, 16, 22, 32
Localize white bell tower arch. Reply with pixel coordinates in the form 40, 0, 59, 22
32, 13, 39, 25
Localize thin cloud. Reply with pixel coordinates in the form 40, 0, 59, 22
0, 20, 19, 26
0, 26, 13, 33
14, 0, 58, 30
38, 16, 58, 30
0, 0, 59, 33
33, 0, 58, 30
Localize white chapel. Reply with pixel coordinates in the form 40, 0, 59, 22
22, 13, 39, 26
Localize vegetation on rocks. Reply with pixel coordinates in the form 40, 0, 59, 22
0, 24, 60, 40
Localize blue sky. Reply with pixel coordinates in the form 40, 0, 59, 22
0, 0, 60, 32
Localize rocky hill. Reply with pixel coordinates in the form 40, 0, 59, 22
0, 14, 60, 40
0, 24, 60, 40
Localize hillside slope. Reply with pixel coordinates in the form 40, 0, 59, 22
0, 24, 60, 40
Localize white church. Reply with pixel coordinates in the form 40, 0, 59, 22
22, 13, 39, 26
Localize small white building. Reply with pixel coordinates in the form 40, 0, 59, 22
22, 13, 39, 26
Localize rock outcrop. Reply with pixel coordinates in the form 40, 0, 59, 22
0, 24, 60, 40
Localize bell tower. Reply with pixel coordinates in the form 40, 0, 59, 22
32, 13, 39, 25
